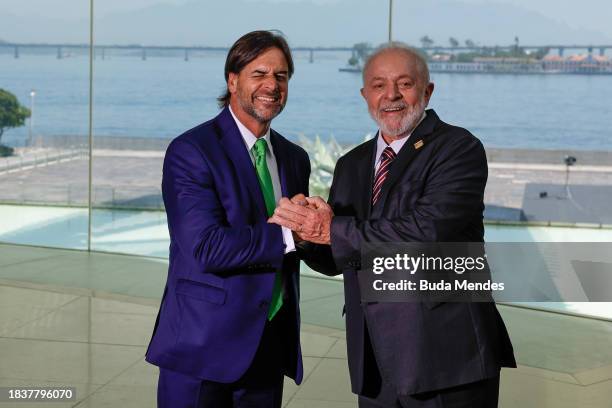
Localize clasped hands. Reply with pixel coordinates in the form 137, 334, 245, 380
268, 194, 333, 245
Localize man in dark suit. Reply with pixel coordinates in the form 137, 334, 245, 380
270, 44, 516, 407
146, 31, 310, 408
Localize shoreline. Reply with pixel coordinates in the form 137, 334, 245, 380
5, 134, 612, 166
2, 143, 611, 225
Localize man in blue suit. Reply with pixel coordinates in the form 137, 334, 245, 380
146, 30, 310, 408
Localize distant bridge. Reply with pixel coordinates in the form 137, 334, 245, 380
1, 42, 611, 61
0, 42, 353, 62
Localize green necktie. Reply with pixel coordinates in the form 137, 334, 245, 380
251, 138, 283, 320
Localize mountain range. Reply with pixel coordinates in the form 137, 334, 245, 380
0, 0, 609, 47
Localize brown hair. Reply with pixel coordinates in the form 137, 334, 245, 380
217, 30, 294, 108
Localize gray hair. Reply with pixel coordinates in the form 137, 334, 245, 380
362, 42, 430, 86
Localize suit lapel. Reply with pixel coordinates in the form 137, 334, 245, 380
215, 107, 268, 219
270, 130, 293, 198
357, 137, 378, 219
371, 109, 439, 218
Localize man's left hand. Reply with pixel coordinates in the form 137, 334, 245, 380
269, 196, 333, 245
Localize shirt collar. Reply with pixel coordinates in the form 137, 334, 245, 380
229, 105, 272, 152
375, 111, 427, 164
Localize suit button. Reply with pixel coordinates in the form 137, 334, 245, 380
259, 300, 269, 309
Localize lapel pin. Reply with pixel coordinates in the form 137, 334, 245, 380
414, 140, 424, 150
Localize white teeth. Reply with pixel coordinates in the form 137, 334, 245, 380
383, 107, 403, 112
256, 96, 276, 102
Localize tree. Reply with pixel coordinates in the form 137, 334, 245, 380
532, 47, 551, 60
512, 36, 521, 57
353, 42, 370, 61
449, 37, 459, 48
465, 39, 476, 48
420, 35, 434, 48
347, 42, 371, 67
0, 89, 31, 153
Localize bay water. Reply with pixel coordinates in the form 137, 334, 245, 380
1, 52, 611, 150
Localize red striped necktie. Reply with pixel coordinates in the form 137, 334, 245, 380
372, 146, 397, 205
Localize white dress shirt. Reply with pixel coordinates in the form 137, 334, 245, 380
229, 106, 296, 254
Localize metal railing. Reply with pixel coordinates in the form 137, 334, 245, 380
0, 148, 85, 174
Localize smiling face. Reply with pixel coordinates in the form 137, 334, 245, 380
228, 47, 289, 133
361, 49, 434, 141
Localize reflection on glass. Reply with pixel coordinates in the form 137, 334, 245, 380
0, 1, 89, 250
89, 1, 389, 255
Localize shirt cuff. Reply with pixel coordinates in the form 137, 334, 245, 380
282, 225, 296, 254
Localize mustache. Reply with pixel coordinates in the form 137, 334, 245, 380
254, 90, 281, 99
380, 103, 408, 111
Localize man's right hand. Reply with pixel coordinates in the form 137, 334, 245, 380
268, 195, 334, 245
290, 193, 309, 207
289, 194, 309, 242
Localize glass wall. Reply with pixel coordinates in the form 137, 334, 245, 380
1, 0, 611, 317
392, 0, 612, 321
88, 0, 389, 256
1, 3, 611, 407
0, 0, 89, 249
392, 0, 612, 226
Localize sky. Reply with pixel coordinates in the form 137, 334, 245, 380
457, 0, 612, 39
1, 0, 190, 20
1, 0, 611, 45
3, 0, 610, 33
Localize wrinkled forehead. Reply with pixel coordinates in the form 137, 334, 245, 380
364, 49, 426, 84
246, 48, 289, 69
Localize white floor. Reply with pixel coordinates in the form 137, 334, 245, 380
0, 244, 611, 407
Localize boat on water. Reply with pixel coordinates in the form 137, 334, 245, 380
339, 55, 612, 75
428, 55, 612, 75
338, 65, 362, 73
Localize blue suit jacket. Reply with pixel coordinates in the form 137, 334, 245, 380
146, 107, 310, 384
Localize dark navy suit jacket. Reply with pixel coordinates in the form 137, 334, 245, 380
146, 107, 310, 384
301, 110, 516, 397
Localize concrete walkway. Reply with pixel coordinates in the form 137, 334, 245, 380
2, 149, 612, 213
